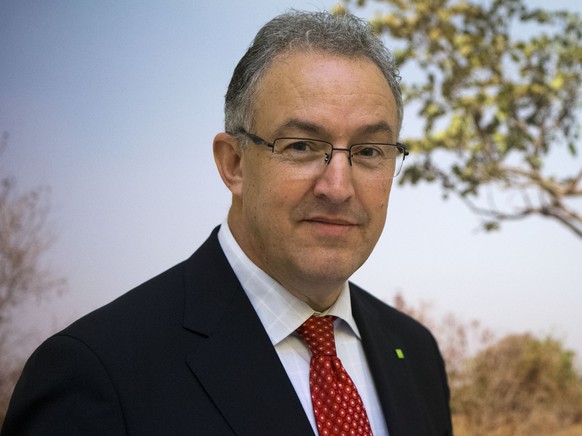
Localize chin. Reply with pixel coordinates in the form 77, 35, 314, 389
297, 254, 363, 284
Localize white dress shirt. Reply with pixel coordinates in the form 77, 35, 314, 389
218, 222, 389, 435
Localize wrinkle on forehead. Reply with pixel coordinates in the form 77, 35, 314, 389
252, 52, 398, 142
271, 118, 396, 141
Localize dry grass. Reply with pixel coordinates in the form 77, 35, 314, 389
554, 424, 582, 436
453, 416, 582, 436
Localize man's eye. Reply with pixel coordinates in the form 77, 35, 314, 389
275, 139, 326, 162
287, 141, 312, 152
353, 146, 382, 158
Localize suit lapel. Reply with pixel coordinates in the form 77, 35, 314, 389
351, 286, 432, 435
182, 229, 314, 436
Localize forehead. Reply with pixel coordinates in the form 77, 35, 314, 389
251, 51, 398, 140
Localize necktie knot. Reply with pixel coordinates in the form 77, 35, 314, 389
297, 315, 337, 356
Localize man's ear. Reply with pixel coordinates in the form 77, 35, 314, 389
213, 132, 243, 196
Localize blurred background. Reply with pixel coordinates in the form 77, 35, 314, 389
1, 0, 581, 432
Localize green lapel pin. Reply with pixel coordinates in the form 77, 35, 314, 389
395, 348, 405, 359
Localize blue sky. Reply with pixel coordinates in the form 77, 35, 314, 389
1, 0, 581, 362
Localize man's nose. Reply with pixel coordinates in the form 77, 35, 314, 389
312, 150, 355, 203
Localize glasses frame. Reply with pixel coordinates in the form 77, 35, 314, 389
233, 129, 409, 177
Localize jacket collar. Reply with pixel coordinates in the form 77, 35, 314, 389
182, 227, 315, 436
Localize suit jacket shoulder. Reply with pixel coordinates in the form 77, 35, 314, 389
2, 228, 313, 436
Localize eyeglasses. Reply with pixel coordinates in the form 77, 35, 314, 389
234, 129, 409, 180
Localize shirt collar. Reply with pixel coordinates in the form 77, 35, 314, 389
217, 220, 361, 345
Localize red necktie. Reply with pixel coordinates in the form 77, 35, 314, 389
297, 315, 373, 436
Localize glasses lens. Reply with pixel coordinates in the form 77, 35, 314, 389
350, 144, 405, 180
271, 138, 405, 180
272, 138, 330, 176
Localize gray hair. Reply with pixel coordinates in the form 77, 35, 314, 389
224, 10, 403, 138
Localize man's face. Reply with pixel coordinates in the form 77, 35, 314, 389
226, 51, 399, 308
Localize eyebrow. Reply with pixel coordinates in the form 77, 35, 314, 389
272, 118, 396, 140
356, 120, 395, 138
272, 119, 324, 138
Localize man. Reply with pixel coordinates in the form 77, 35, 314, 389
2, 11, 452, 436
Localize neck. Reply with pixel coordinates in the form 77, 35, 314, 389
282, 281, 345, 312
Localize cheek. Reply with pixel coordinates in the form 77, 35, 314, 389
242, 167, 288, 224
359, 182, 392, 212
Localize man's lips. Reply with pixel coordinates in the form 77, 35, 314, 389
303, 216, 358, 226
302, 217, 360, 239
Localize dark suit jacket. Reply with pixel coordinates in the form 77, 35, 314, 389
2, 227, 452, 435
